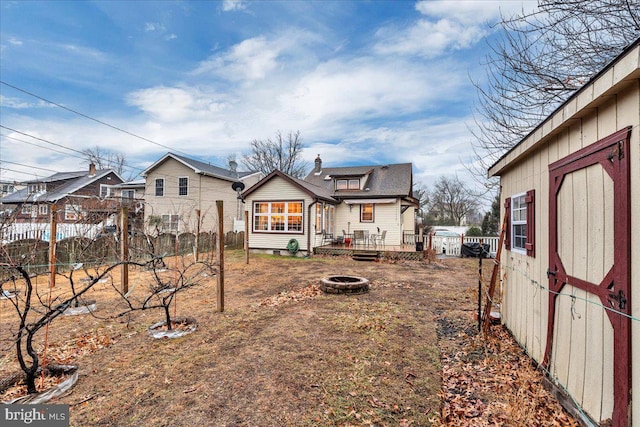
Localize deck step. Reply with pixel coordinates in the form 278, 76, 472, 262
352, 251, 378, 262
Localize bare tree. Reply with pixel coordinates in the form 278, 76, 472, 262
427, 176, 478, 226
470, 0, 640, 185
82, 146, 131, 179
242, 130, 308, 178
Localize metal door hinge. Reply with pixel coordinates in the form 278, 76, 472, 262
608, 290, 627, 310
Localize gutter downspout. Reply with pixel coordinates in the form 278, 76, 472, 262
307, 199, 319, 257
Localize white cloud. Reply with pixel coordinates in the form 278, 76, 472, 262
144, 22, 166, 32
193, 36, 280, 81
374, 18, 486, 57
126, 86, 229, 122
222, 0, 248, 12
8, 37, 23, 46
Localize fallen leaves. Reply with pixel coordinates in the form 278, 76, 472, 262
258, 284, 322, 307
439, 324, 579, 426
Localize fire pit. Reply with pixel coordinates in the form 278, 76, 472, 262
320, 275, 369, 294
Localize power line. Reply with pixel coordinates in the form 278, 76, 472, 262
0, 160, 58, 173
1, 80, 196, 159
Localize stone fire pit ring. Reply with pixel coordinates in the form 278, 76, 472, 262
320, 275, 369, 294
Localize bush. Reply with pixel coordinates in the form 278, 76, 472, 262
465, 226, 483, 237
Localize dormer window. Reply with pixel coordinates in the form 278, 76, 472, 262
28, 183, 46, 194
336, 178, 360, 190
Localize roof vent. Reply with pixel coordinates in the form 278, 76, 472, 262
323, 175, 331, 181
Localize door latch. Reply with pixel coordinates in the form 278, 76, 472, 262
546, 268, 557, 279
608, 290, 627, 310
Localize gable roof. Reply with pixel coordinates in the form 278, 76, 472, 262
489, 37, 640, 176
1, 169, 123, 204
304, 163, 414, 200
141, 152, 260, 182
242, 170, 337, 203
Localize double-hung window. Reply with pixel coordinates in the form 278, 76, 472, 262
178, 177, 188, 196
360, 203, 374, 222
161, 214, 180, 231
100, 184, 111, 199
253, 201, 303, 233
505, 190, 535, 257
155, 178, 164, 197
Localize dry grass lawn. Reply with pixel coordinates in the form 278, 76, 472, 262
1, 251, 577, 426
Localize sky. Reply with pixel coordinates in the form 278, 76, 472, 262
0, 0, 535, 205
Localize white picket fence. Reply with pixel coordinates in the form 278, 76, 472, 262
1, 222, 104, 243
431, 235, 499, 257
404, 232, 499, 257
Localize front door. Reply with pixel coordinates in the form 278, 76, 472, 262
545, 127, 631, 426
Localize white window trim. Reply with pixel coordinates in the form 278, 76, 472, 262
38, 205, 49, 216
510, 192, 527, 255
100, 184, 111, 199
122, 189, 135, 199
22, 204, 32, 215
178, 177, 189, 196
253, 201, 304, 233
155, 178, 165, 197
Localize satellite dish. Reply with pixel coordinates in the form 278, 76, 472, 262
231, 182, 245, 192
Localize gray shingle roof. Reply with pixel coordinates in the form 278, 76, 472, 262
1, 169, 121, 203
304, 163, 413, 198
142, 152, 258, 181
243, 170, 337, 202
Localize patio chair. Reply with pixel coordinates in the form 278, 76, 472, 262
321, 231, 335, 246
352, 230, 366, 247
373, 230, 387, 248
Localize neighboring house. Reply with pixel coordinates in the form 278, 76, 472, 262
0, 163, 124, 224
141, 153, 262, 235
110, 179, 146, 234
242, 156, 418, 255
488, 40, 639, 427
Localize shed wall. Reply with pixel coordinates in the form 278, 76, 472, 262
497, 78, 639, 425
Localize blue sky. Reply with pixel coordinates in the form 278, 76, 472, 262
0, 0, 534, 200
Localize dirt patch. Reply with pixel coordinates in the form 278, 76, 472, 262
0, 252, 577, 426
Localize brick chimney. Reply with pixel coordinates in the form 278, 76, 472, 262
89, 162, 96, 176
314, 154, 322, 174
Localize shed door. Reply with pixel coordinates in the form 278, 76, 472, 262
545, 127, 631, 426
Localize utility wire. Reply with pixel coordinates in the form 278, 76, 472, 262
1, 80, 196, 159
0, 159, 58, 173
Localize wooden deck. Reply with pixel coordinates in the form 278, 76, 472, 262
314, 243, 426, 261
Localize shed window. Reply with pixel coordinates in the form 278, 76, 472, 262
506, 190, 535, 257
253, 201, 303, 233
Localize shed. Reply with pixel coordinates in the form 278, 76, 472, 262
488, 39, 639, 426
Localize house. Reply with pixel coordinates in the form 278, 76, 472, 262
242, 156, 418, 255
0, 163, 124, 224
488, 39, 639, 427
109, 179, 146, 234
141, 153, 262, 235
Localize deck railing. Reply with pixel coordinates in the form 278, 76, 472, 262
402, 231, 499, 256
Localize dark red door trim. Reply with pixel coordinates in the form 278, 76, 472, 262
545, 126, 631, 427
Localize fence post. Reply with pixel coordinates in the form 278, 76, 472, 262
195, 209, 201, 260
216, 200, 224, 313
48, 208, 57, 288
120, 206, 129, 294
244, 209, 249, 265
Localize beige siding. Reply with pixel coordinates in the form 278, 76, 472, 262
244, 176, 314, 253
494, 63, 638, 424
334, 200, 404, 246
144, 158, 248, 234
